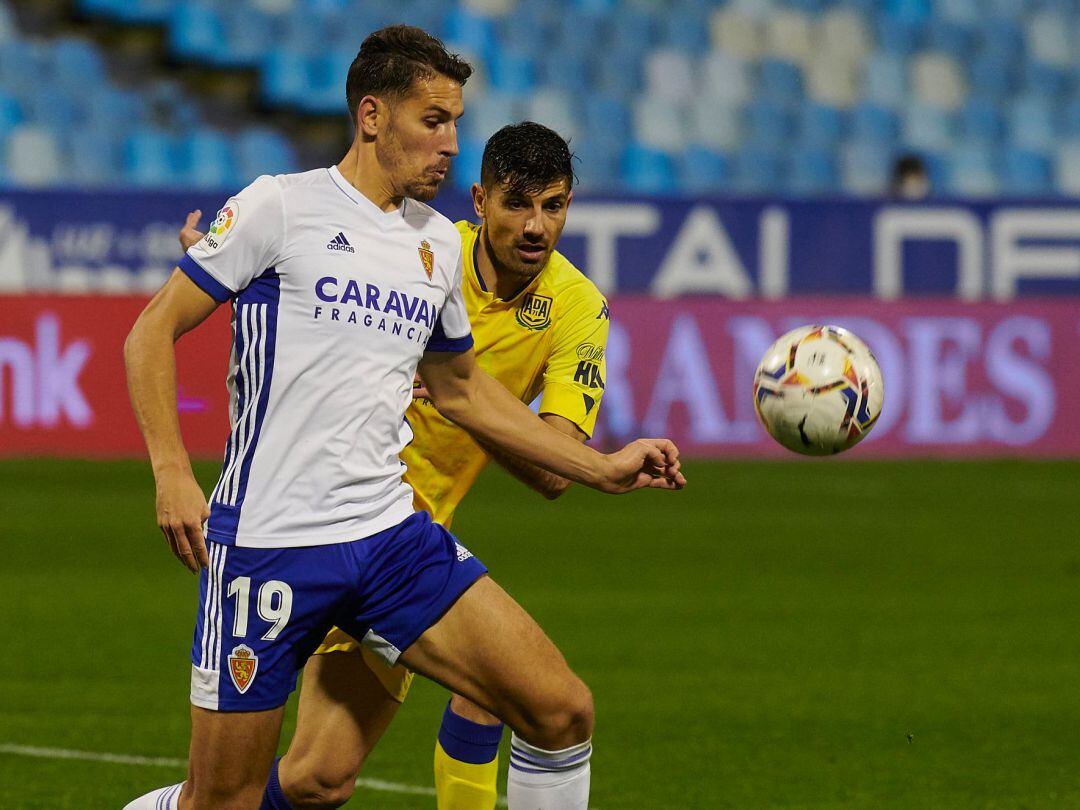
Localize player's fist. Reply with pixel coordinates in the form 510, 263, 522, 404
597, 438, 685, 494
154, 466, 211, 573
179, 210, 205, 252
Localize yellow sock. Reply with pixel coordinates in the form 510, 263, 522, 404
434, 740, 499, 810
433, 701, 503, 810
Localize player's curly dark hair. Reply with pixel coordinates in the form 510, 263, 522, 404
346, 26, 472, 120
480, 122, 576, 196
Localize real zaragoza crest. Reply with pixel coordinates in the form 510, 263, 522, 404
228, 644, 258, 694
515, 293, 553, 331
418, 240, 434, 279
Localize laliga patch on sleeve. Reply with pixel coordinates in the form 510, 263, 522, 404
202, 199, 239, 252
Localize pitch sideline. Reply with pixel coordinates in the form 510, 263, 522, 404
0, 743, 511, 806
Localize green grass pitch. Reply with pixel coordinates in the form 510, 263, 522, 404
1, 458, 1079, 808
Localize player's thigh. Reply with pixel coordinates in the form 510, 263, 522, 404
286, 650, 404, 784
399, 575, 592, 745
183, 704, 284, 810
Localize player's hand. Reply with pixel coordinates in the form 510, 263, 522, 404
412, 373, 430, 400
154, 466, 211, 573
597, 438, 686, 494
179, 210, 205, 252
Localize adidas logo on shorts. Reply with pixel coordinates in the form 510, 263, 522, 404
327, 232, 355, 253
455, 542, 473, 562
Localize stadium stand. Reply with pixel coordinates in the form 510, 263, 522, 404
1, 0, 1078, 195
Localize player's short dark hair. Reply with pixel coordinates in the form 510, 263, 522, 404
480, 122, 576, 196
346, 26, 472, 120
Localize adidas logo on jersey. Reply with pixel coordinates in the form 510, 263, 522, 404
455, 542, 473, 562
327, 232, 355, 253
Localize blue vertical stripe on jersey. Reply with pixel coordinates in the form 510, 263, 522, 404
210, 301, 251, 508
206, 268, 278, 542
213, 304, 255, 506
220, 270, 280, 537
227, 304, 261, 503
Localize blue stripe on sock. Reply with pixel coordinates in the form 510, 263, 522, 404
437, 701, 504, 765
510, 744, 592, 771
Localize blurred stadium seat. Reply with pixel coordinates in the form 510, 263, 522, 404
0, 0, 1068, 195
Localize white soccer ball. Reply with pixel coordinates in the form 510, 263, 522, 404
753, 325, 884, 456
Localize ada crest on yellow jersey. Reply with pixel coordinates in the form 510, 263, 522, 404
418, 239, 435, 280
516, 293, 553, 331
203, 200, 238, 252
228, 644, 258, 694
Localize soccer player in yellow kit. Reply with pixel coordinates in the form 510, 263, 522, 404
179, 122, 609, 810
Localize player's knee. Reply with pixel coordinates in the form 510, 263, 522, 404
562, 679, 595, 741
525, 677, 594, 748
283, 766, 357, 809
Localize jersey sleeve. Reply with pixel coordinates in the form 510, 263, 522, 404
426, 245, 474, 354
178, 175, 285, 302
538, 289, 610, 438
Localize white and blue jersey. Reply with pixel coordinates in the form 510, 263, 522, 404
179, 166, 472, 549
176, 168, 485, 711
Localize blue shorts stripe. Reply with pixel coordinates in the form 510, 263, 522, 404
213, 546, 227, 669
198, 545, 216, 668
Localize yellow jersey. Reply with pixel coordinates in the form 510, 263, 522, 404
403, 220, 610, 527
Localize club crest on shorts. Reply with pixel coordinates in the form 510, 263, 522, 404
515, 293, 553, 331
418, 239, 434, 279
228, 644, 258, 694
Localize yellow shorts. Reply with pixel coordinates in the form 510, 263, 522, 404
314, 626, 415, 703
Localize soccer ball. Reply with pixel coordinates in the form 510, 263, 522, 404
753, 325, 884, 456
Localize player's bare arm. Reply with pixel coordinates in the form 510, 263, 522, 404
124, 270, 219, 572
476, 413, 583, 499
418, 347, 685, 493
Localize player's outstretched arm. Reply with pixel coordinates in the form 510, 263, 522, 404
124, 270, 220, 572
477, 413, 583, 499
418, 349, 685, 494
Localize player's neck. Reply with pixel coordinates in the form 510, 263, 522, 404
336, 146, 403, 212
477, 228, 531, 300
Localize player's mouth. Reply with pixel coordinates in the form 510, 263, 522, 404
516, 243, 546, 262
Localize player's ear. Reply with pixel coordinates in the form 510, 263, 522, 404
470, 183, 485, 218
356, 95, 381, 138
565, 190, 574, 209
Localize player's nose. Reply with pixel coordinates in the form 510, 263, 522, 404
442, 123, 460, 157
523, 212, 544, 237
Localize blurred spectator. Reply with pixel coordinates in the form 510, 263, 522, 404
889, 153, 930, 199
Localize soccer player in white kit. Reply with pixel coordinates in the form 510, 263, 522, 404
122, 27, 684, 810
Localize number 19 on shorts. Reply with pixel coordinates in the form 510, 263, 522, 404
226, 577, 293, 640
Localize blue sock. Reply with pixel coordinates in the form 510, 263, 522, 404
437, 700, 504, 764
260, 757, 293, 810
